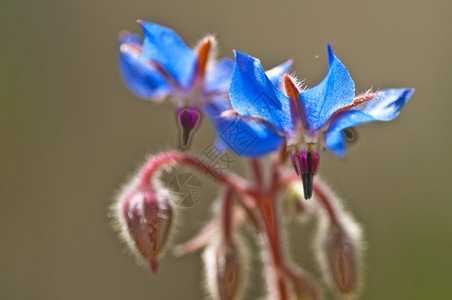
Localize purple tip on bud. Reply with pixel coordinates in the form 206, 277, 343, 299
291, 151, 320, 200
177, 107, 202, 149
150, 260, 159, 274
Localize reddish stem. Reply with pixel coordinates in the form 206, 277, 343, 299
312, 181, 338, 225
258, 197, 289, 300
222, 188, 234, 243
253, 153, 290, 300
249, 159, 263, 188
139, 151, 250, 197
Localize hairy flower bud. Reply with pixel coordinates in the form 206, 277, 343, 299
324, 225, 358, 297
316, 215, 362, 298
203, 235, 248, 300
114, 178, 174, 273
177, 106, 201, 149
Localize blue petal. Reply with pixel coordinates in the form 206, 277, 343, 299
203, 98, 284, 157
359, 88, 414, 121
325, 131, 347, 157
327, 88, 414, 133
298, 44, 355, 130
140, 22, 197, 87
119, 33, 172, 100
265, 59, 293, 87
229, 51, 296, 134
205, 58, 234, 94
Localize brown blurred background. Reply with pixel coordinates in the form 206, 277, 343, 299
1, 0, 451, 299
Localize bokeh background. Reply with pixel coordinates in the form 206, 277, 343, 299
1, 0, 451, 299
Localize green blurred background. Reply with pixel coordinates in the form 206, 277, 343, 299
1, 0, 451, 299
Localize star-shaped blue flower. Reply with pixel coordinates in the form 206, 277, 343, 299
203, 59, 292, 157
220, 45, 414, 198
119, 21, 235, 148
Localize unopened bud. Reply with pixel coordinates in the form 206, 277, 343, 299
317, 222, 361, 298
177, 106, 201, 149
115, 181, 174, 274
203, 235, 248, 300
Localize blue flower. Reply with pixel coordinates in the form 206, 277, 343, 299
118, 21, 234, 148
203, 60, 293, 157
222, 45, 414, 198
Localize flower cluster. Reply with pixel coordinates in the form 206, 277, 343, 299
113, 21, 413, 300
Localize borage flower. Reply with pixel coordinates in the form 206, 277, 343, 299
203, 59, 292, 157
119, 21, 233, 148
218, 45, 413, 199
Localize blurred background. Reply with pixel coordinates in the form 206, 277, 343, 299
1, 0, 451, 299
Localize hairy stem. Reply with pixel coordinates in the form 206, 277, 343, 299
139, 151, 251, 198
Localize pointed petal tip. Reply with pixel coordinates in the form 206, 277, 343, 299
326, 43, 335, 65
233, 50, 245, 59
282, 58, 294, 68
233, 50, 256, 62
136, 19, 144, 25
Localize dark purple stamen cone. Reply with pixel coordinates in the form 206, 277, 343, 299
302, 173, 313, 199
177, 107, 201, 149
291, 151, 320, 200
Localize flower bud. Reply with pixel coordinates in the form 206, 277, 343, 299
316, 220, 362, 298
114, 181, 174, 274
203, 235, 248, 300
177, 106, 201, 149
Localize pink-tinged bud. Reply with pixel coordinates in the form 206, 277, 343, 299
114, 180, 174, 274
177, 106, 202, 149
324, 226, 359, 297
316, 220, 362, 298
203, 235, 248, 300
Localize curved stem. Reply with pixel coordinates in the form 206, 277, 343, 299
312, 181, 338, 225
139, 151, 251, 198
